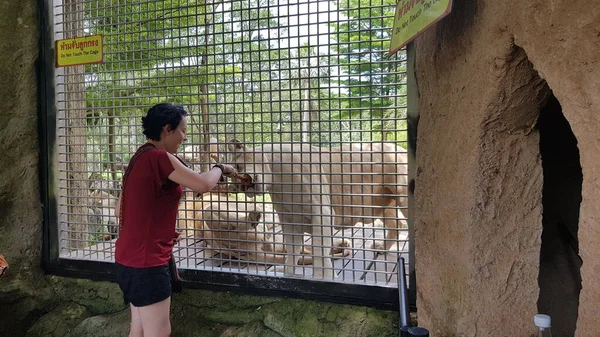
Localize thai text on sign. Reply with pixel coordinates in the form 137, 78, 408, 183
389, 0, 452, 55
55, 34, 104, 67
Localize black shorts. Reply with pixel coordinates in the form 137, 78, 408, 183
116, 263, 172, 307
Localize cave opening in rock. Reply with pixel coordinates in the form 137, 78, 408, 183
536, 92, 582, 337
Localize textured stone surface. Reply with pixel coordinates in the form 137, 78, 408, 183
2, 272, 398, 337
167, 289, 397, 337
414, 0, 599, 336
0, 275, 126, 335
68, 309, 129, 337
0, 0, 45, 335
0, 0, 42, 270
23, 287, 398, 337
25, 303, 92, 337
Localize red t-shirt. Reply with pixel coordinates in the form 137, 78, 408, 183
115, 144, 182, 268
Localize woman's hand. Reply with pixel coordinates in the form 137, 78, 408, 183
173, 230, 183, 243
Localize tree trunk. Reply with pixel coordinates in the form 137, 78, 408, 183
199, 2, 221, 170
302, 77, 311, 143
63, 0, 88, 249
108, 108, 117, 182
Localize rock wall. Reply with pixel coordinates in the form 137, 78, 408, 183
0, 1, 397, 336
0, 0, 42, 272
6, 282, 397, 337
414, 0, 599, 335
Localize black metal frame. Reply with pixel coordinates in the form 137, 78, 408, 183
38, 0, 418, 312
46, 259, 401, 310
39, 0, 59, 271
406, 42, 419, 309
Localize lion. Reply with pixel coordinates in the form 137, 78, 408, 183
178, 191, 350, 267
178, 192, 289, 265
226, 140, 408, 279
88, 190, 119, 240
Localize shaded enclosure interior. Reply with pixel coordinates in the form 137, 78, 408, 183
537, 93, 582, 337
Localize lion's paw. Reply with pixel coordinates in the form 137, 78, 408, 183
369, 240, 387, 255
331, 238, 352, 258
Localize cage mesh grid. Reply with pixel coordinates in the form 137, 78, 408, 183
52, 0, 408, 287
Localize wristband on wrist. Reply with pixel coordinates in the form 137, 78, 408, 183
212, 164, 225, 174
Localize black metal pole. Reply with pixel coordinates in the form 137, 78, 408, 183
398, 256, 410, 328
399, 256, 430, 337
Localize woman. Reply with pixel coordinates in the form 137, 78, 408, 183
114, 103, 237, 337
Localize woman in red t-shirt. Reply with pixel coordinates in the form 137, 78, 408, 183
115, 103, 237, 337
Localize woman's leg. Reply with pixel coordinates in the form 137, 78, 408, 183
137, 297, 172, 337
129, 304, 144, 337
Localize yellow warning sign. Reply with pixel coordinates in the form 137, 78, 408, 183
55, 34, 104, 67
389, 0, 452, 55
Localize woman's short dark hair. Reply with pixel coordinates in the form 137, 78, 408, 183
142, 103, 188, 141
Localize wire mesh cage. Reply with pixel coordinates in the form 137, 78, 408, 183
52, 0, 408, 290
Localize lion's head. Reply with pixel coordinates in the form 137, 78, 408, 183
227, 139, 272, 198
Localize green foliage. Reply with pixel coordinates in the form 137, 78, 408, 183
84, 0, 208, 107
329, 0, 408, 143
79, 0, 408, 177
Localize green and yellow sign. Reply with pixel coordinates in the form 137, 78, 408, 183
389, 0, 452, 55
55, 34, 104, 67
